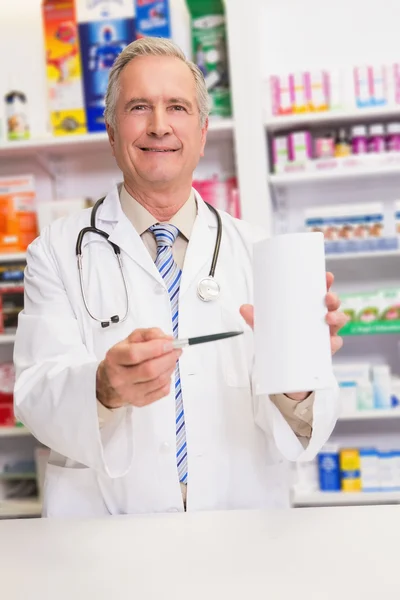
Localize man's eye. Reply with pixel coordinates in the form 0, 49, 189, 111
172, 105, 186, 111
132, 105, 147, 111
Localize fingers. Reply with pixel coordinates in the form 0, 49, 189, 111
326, 309, 349, 335
240, 304, 254, 329
331, 335, 343, 355
127, 328, 172, 343
110, 336, 175, 367
326, 272, 334, 291
133, 349, 182, 384
325, 291, 340, 312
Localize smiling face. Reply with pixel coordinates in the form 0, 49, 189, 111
107, 55, 208, 195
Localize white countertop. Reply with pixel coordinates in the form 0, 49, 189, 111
0, 505, 399, 599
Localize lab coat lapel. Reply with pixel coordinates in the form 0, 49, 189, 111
95, 185, 162, 284
179, 193, 218, 300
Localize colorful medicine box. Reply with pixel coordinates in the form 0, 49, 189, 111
42, 0, 87, 135
76, 0, 136, 132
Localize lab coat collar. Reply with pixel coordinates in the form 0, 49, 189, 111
93, 184, 219, 291
93, 184, 161, 283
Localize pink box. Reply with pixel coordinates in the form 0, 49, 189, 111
304, 71, 329, 111
270, 75, 294, 115
192, 176, 241, 218
288, 131, 313, 162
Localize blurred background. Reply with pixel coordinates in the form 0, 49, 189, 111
2, 0, 400, 517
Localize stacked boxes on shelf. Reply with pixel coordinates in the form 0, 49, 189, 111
269, 63, 400, 117
294, 444, 400, 495
334, 363, 400, 414
272, 122, 400, 175
304, 201, 400, 255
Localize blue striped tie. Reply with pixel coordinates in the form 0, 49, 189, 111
149, 223, 188, 484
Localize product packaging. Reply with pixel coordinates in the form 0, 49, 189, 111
186, 0, 231, 118
270, 75, 293, 116
0, 176, 39, 253
372, 65, 387, 106
290, 72, 307, 113
318, 444, 340, 491
386, 123, 400, 152
192, 175, 240, 218
351, 125, 368, 154
304, 71, 329, 112
4, 90, 30, 141
339, 288, 400, 335
314, 134, 334, 159
0, 286, 24, 333
360, 448, 380, 491
372, 365, 392, 409
340, 448, 361, 492
76, 0, 136, 132
304, 202, 388, 254
368, 124, 386, 153
42, 0, 87, 135
287, 131, 312, 164
379, 450, 397, 491
272, 136, 289, 172
134, 0, 171, 38
354, 66, 373, 108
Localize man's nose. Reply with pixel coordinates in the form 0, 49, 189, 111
147, 106, 173, 137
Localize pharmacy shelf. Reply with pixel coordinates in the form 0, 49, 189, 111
269, 160, 400, 187
0, 118, 235, 158
0, 334, 16, 345
0, 473, 36, 480
0, 253, 26, 263
0, 427, 31, 438
338, 409, 400, 422
326, 248, 400, 262
265, 105, 400, 133
0, 498, 42, 518
292, 491, 400, 507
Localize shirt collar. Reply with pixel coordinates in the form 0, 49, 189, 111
119, 184, 197, 240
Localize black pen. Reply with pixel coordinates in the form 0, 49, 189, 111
172, 331, 243, 350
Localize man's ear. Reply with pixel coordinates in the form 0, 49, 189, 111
106, 121, 115, 156
200, 117, 209, 157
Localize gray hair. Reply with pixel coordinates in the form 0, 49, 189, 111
104, 37, 210, 128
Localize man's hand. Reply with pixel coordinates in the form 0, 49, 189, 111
239, 271, 348, 401
96, 328, 182, 409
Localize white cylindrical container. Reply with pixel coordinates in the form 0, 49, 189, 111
253, 231, 333, 395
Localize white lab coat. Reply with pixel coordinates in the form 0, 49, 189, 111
14, 187, 339, 517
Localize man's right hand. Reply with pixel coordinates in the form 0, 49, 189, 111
96, 328, 182, 409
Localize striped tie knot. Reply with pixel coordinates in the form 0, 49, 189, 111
149, 223, 179, 249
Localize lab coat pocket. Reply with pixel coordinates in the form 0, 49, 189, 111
42, 464, 110, 518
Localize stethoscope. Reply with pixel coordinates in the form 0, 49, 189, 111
76, 196, 223, 328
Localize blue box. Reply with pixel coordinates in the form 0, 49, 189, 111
79, 18, 136, 132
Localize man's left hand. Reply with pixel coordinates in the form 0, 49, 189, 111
239, 271, 348, 401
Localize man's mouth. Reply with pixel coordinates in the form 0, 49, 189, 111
139, 148, 179, 153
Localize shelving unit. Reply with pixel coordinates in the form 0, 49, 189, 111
0, 118, 235, 158
292, 491, 400, 507
338, 409, 400, 422
265, 106, 400, 133
269, 160, 400, 186
0, 499, 42, 518
0, 427, 31, 438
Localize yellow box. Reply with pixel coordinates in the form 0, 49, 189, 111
340, 448, 361, 492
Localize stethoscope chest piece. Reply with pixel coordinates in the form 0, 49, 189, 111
197, 277, 220, 302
